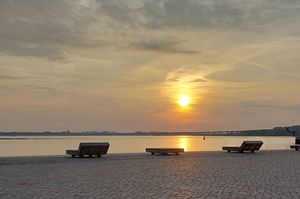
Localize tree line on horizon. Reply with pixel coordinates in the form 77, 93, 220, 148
0, 125, 299, 136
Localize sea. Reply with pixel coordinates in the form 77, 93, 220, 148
0, 136, 295, 157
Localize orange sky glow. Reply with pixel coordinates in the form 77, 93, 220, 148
0, 0, 300, 132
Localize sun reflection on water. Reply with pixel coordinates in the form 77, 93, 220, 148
178, 136, 189, 151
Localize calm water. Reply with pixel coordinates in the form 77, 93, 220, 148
0, 136, 295, 157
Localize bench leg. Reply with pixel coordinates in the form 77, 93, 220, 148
151, 152, 154, 155
97, 155, 102, 158
251, 150, 254, 153
89, 155, 92, 158
175, 153, 179, 155
71, 155, 75, 158
227, 150, 230, 153
296, 148, 299, 151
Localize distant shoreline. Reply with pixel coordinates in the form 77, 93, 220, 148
0, 125, 298, 137
0, 134, 293, 140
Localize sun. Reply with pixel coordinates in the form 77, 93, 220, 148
178, 95, 190, 107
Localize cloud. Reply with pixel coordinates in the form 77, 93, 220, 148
0, 38, 70, 61
22, 84, 58, 91
206, 62, 276, 82
0, 73, 44, 80
0, 0, 98, 61
165, 66, 207, 82
0, 75, 26, 80
1, 0, 300, 61
97, 0, 300, 31
1, 0, 300, 131
132, 39, 198, 54
241, 101, 300, 111
252, 42, 300, 77
189, 78, 207, 83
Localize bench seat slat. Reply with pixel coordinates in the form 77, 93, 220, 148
146, 148, 184, 155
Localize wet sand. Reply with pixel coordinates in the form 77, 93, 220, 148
1, 150, 300, 199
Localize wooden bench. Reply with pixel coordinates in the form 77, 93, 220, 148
146, 148, 184, 155
66, 142, 110, 158
290, 145, 300, 151
222, 141, 263, 153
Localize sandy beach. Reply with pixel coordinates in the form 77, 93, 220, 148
1, 150, 300, 199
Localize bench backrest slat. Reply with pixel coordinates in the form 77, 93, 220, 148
240, 141, 263, 151
78, 142, 110, 156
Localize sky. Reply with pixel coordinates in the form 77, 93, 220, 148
0, 0, 300, 132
